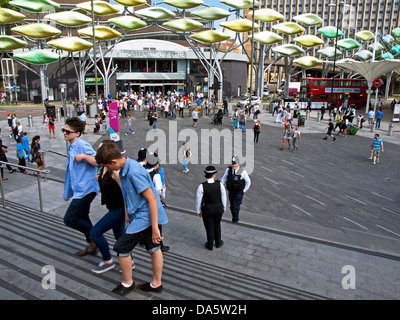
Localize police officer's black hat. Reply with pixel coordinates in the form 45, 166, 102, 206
231, 155, 240, 164
204, 166, 217, 174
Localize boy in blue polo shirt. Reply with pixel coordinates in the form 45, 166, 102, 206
371, 133, 384, 165
95, 140, 168, 295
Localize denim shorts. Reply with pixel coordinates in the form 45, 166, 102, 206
113, 225, 162, 256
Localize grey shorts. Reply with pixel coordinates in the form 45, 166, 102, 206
113, 225, 162, 256
373, 149, 381, 158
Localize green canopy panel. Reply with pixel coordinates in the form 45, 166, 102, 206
0, 8, 25, 25
113, 0, 146, 6
78, 26, 122, 41
9, 0, 60, 12
163, 0, 204, 9
136, 7, 175, 21
293, 56, 323, 69
220, 0, 260, 10
272, 22, 305, 35
337, 38, 361, 51
14, 49, 60, 65
317, 47, 342, 59
251, 8, 284, 23
355, 50, 373, 61
11, 23, 61, 39
252, 31, 283, 45
108, 16, 147, 31
220, 18, 259, 33
44, 11, 92, 27
191, 7, 231, 21
76, 1, 120, 16
0, 35, 28, 51
293, 35, 324, 48
318, 26, 343, 39
190, 30, 231, 44
355, 30, 375, 42
47, 37, 93, 52
272, 44, 305, 57
162, 18, 203, 32
293, 13, 323, 26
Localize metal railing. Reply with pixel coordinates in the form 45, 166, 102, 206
0, 161, 51, 212
40, 149, 68, 169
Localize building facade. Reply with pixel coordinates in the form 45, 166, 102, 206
246, 0, 400, 89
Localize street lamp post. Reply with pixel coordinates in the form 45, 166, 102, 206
249, 0, 256, 96
328, 1, 349, 110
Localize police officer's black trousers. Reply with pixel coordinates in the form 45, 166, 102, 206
201, 203, 224, 248
229, 191, 244, 223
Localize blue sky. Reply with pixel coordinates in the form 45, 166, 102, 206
110, 0, 235, 30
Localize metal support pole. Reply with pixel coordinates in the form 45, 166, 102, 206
388, 123, 394, 136
0, 174, 5, 209
37, 174, 43, 212
28, 114, 33, 127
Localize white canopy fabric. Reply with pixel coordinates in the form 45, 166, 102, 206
334, 58, 400, 113
335, 59, 400, 83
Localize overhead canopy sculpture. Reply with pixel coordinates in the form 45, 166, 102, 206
2, 0, 400, 103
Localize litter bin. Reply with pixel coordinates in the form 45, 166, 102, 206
68, 105, 75, 117
89, 104, 97, 118
298, 115, 305, 127
33, 95, 42, 104
46, 105, 56, 118
269, 103, 274, 113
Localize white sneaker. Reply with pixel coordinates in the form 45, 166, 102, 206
91, 261, 115, 274
125, 133, 128, 136
132, 132, 135, 134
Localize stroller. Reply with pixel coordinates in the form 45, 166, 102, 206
211, 114, 219, 125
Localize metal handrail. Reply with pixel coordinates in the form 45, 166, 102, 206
0, 161, 51, 212
41, 149, 68, 158
40, 149, 68, 169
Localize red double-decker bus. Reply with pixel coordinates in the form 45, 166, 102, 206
300, 78, 369, 109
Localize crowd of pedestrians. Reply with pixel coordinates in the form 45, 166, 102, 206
1, 89, 394, 297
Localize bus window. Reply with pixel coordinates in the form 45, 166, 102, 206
319, 94, 328, 100
301, 79, 310, 86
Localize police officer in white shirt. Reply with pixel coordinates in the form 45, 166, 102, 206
221, 156, 251, 224
196, 166, 227, 250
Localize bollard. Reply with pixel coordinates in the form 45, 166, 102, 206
56, 108, 61, 122
388, 122, 394, 136
371, 121, 375, 132
316, 111, 320, 122
306, 110, 310, 120
28, 114, 33, 127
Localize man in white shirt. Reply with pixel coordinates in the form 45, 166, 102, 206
196, 166, 227, 250
221, 156, 251, 224
368, 110, 375, 125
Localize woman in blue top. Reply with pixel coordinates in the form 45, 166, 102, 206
16, 136, 27, 173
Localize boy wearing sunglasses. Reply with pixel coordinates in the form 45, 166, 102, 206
62, 117, 99, 256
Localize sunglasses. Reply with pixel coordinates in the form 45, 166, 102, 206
62, 128, 77, 135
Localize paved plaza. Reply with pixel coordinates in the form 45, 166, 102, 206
0, 102, 399, 300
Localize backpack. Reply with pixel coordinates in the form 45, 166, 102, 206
226, 166, 245, 192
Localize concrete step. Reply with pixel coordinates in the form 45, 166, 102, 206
0, 201, 327, 300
